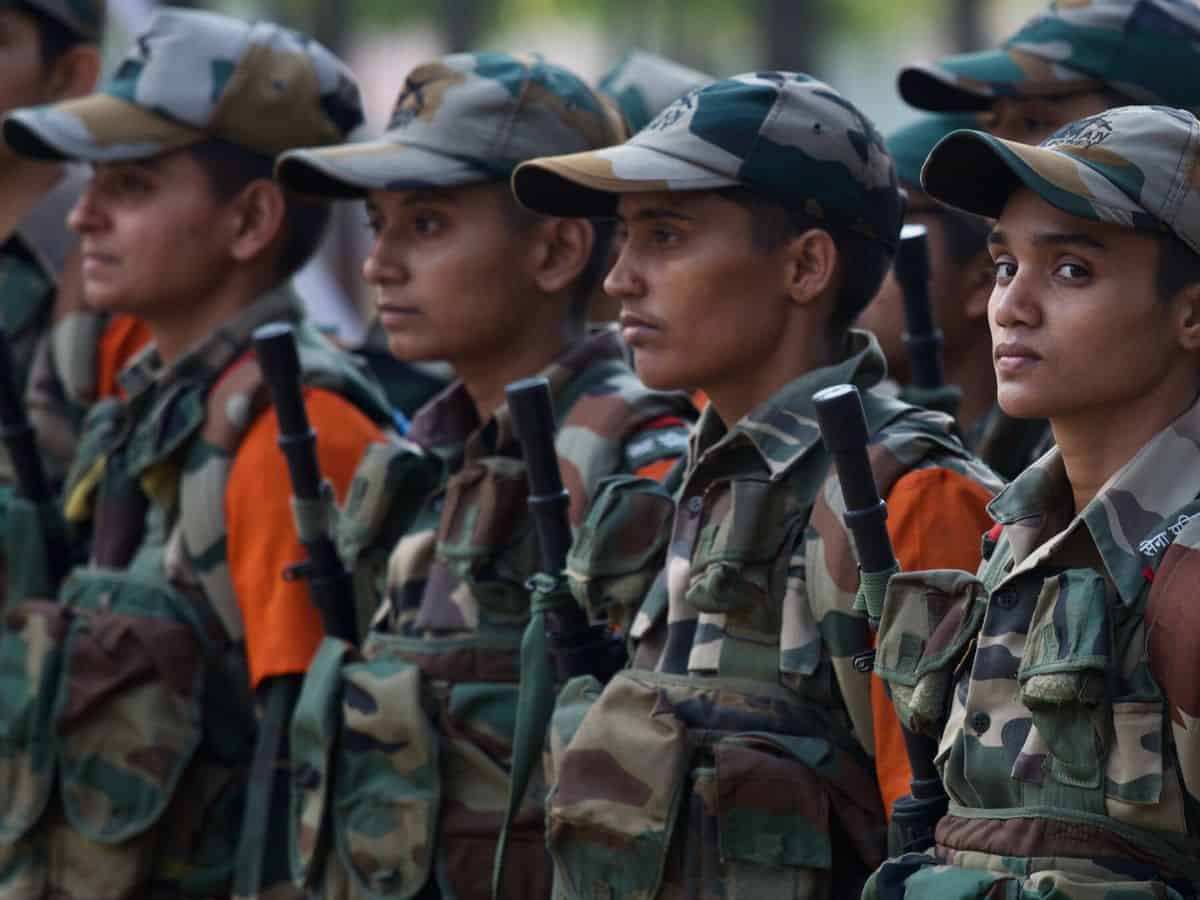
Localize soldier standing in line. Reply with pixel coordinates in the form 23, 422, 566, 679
510, 72, 1002, 899
0, 9, 394, 899
856, 114, 1048, 480
865, 104, 1200, 900
896, 0, 1200, 477
274, 52, 695, 900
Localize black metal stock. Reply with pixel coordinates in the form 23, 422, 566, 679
896, 224, 946, 391
506, 376, 623, 682
814, 383, 948, 854
253, 322, 357, 644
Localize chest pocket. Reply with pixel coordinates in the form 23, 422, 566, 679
1017, 569, 1113, 792
685, 477, 797, 630
434, 458, 536, 622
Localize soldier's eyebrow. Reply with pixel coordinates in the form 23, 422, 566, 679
400, 188, 455, 207
986, 228, 1106, 251
616, 207, 694, 225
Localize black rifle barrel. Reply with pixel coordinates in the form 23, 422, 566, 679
253, 322, 357, 643
0, 326, 53, 504
506, 376, 574, 576
896, 224, 946, 390
813, 384, 896, 576
813, 382, 947, 853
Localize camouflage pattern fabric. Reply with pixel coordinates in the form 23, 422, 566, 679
275, 51, 627, 198
884, 113, 982, 190
0, 288, 391, 900
2, 7, 364, 162
866, 395, 1200, 900
923, 105, 1200, 255
289, 326, 694, 900
595, 50, 714, 133
0, 0, 104, 41
899, 0, 1200, 114
512, 71, 904, 252
544, 332, 1001, 900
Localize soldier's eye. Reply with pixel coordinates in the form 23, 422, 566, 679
1055, 261, 1089, 281
413, 212, 444, 236
994, 259, 1017, 283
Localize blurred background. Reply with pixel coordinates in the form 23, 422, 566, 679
104, 0, 1043, 339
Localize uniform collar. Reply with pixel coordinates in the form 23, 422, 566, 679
407, 325, 629, 462
989, 393, 1200, 605
689, 329, 887, 480
117, 286, 301, 401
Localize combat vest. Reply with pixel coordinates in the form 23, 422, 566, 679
870, 415, 1200, 899
542, 333, 1002, 900
0, 288, 391, 900
289, 327, 694, 900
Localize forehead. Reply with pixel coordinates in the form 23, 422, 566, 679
365, 181, 506, 210
614, 189, 738, 219
994, 186, 1152, 249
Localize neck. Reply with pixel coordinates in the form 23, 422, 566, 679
944, 328, 997, 432
0, 158, 63, 243
1053, 382, 1197, 513
458, 316, 581, 423
707, 328, 839, 428
148, 271, 276, 366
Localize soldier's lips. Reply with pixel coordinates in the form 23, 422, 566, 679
994, 341, 1041, 375
619, 311, 663, 345
377, 304, 422, 327
81, 252, 118, 274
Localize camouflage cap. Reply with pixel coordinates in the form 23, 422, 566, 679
275, 52, 625, 200
4, 0, 105, 42
597, 50, 714, 133
900, 0, 1200, 113
2, 8, 363, 163
512, 72, 904, 250
921, 105, 1200, 255
887, 113, 982, 189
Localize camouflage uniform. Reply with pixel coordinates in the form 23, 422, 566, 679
596, 50, 713, 133
512, 74, 1003, 900
866, 106, 1200, 898
898, 0, 1200, 114
0, 11, 394, 900
276, 53, 696, 900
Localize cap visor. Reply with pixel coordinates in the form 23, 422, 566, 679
276, 139, 492, 200
899, 48, 1100, 113
898, 62, 997, 113
512, 143, 738, 218
921, 130, 1143, 225
3, 95, 202, 163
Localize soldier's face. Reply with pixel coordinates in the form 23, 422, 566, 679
857, 188, 993, 381
67, 151, 235, 317
606, 190, 793, 395
983, 91, 1118, 144
988, 188, 1191, 425
361, 182, 548, 364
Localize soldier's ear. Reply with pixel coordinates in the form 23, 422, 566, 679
530, 217, 594, 296
783, 227, 838, 309
227, 180, 287, 267
1175, 281, 1200, 353
45, 43, 101, 103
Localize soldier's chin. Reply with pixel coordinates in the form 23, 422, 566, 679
996, 383, 1050, 421
631, 352, 691, 393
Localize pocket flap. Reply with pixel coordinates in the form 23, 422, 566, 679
0, 600, 72, 843
332, 650, 440, 900
714, 738, 831, 870
54, 574, 206, 844
290, 636, 357, 888
566, 475, 674, 623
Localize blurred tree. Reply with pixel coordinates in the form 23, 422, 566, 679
951, 0, 985, 51
761, 0, 827, 72
439, 0, 490, 50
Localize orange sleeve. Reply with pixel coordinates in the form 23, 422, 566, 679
873, 467, 996, 818
227, 387, 384, 688
96, 315, 153, 399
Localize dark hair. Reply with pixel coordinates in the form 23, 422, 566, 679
1156, 229, 1200, 303
188, 138, 331, 280
926, 205, 992, 267
16, 3, 88, 67
716, 186, 893, 336
501, 186, 613, 324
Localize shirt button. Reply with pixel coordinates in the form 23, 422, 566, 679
993, 589, 1017, 609
687, 496, 703, 515
971, 712, 991, 735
